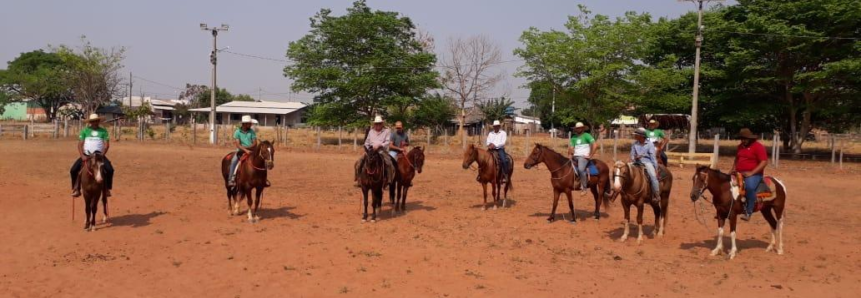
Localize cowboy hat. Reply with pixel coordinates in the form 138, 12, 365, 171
737, 128, 758, 139
649, 119, 660, 126
241, 115, 253, 124
633, 127, 648, 137
492, 120, 501, 126
84, 113, 105, 123
573, 122, 585, 129
251, 119, 259, 125
373, 115, 384, 124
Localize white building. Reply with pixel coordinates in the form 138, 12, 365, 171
513, 115, 542, 134
189, 101, 307, 127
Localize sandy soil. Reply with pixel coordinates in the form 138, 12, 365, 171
0, 140, 859, 298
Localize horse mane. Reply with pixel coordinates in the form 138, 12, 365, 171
698, 165, 731, 181
536, 144, 569, 166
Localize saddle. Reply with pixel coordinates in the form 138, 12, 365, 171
731, 173, 777, 203
488, 150, 511, 178
630, 162, 669, 181
571, 159, 600, 177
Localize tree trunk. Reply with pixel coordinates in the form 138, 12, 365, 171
458, 108, 466, 149
785, 83, 799, 155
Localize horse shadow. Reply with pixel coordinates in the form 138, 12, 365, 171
605, 226, 661, 239
401, 200, 437, 212
528, 209, 610, 220
109, 211, 165, 228
469, 198, 518, 209
258, 206, 303, 221
679, 238, 769, 251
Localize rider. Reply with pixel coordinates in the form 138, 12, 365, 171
486, 120, 509, 183
646, 119, 669, 166
568, 122, 596, 195
730, 128, 767, 221
70, 114, 114, 197
630, 127, 660, 204
228, 115, 258, 187
389, 121, 410, 160
355, 115, 395, 186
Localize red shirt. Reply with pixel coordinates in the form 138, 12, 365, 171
736, 141, 767, 174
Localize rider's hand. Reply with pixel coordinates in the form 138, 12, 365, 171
488, 144, 496, 149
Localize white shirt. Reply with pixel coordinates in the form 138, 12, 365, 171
486, 130, 507, 148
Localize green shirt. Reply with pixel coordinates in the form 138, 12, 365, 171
570, 132, 595, 157
79, 126, 109, 155
233, 128, 257, 148
646, 129, 665, 144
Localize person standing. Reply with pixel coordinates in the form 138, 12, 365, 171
730, 128, 768, 221
486, 120, 509, 183
70, 114, 115, 197
568, 122, 596, 195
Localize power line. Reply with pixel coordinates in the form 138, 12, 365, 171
132, 75, 184, 90
221, 49, 525, 69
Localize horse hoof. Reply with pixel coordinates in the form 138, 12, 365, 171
361, 219, 367, 223
567, 219, 576, 225
547, 217, 555, 223
777, 249, 784, 255
493, 205, 498, 211
89, 226, 96, 232
482, 207, 487, 211
618, 237, 627, 242
371, 219, 377, 223
728, 251, 738, 260
637, 238, 643, 245
765, 246, 774, 252
102, 217, 109, 224
710, 249, 723, 256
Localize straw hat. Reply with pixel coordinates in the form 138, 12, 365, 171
737, 128, 757, 139
373, 115, 384, 124
573, 122, 585, 129
649, 119, 660, 126
634, 127, 648, 137
241, 115, 253, 123
492, 120, 501, 126
84, 113, 105, 123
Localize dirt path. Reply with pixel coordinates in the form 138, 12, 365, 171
0, 140, 859, 297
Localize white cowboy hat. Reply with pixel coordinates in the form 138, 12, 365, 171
373, 115, 384, 124
241, 115, 253, 123
492, 120, 501, 126
574, 122, 585, 128
251, 119, 259, 125
84, 113, 105, 123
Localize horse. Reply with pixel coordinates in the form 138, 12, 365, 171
611, 161, 673, 244
462, 144, 513, 210
523, 144, 612, 223
221, 140, 275, 223
358, 147, 389, 222
389, 146, 425, 214
690, 165, 787, 259
80, 151, 109, 231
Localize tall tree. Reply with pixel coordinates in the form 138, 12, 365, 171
54, 37, 125, 115
477, 97, 514, 125
284, 0, 439, 127
0, 50, 74, 120
440, 35, 503, 144
412, 92, 456, 130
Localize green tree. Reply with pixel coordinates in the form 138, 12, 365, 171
476, 97, 514, 125
284, 0, 439, 127
0, 50, 74, 120
192, 86, 234, 107
54, 37, 126, 115
233, 94, 255, 102
412, 93, 456, 130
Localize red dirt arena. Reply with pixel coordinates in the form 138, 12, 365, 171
1, 140, 859, 297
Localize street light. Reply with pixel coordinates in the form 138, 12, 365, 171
200, 23, 229, 144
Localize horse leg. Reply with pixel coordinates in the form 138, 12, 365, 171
548, 189, 560, 223
564, 190, 576, 223
660, 194, 669, 237
226, 188, 233, 216
492, 182, 500, 210
102, 192, 109, 224
711, 218, 726, 256
253, 187, 263, 222
245, 188, 255, 223
728, 216, 739, 260
651, 201, 661, 238
372, 187, 382, 222
401, 185, 410, 213
389, 181, 396, 208
481, 183, 488, 211
591, 185, 600, 220
89, 195, 99, 231
362, 188, 369, 222
619, 201, 631, 242
761, 205, 778, 253
84, 196, 92, 230
636, 203, 645, 245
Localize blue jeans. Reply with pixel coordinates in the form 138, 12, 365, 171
744, 174, 763, 215
639, 161, 660, 198
493, 147, 508, 178
229, 151, 245, 182
574, 156, 589, 189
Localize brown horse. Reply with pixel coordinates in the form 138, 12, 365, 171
690, 165, 787, 259
611, 161, 673, 244
462, 144, 513, 210
80, 151, 109, 231
523, 144, 611, 223
359, 147, 388, 222
389, 147, 425, 214
221, 140, 275, 223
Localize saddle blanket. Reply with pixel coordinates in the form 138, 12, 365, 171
731, 174, 779, 203
572, 160, 600, 176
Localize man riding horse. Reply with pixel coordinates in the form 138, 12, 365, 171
631, 128, 661, 204
71, 114, 115, 198
486, 120, 509, 183
389, 121, 410, 168
647, 119, 669, 166
228, 115, 258, 187
731, 128, 768, 221
354, 115, 395, 187
568, 122, 596, 196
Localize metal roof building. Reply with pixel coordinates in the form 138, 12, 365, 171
190, 101, 308, 127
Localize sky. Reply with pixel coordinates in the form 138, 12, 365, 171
0, 0, 731, 107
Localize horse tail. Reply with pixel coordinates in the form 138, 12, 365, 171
601, 176, 612, 210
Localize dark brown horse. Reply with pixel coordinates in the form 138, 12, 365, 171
389, 147, 425, 214
462, 144, 513, 210
359, 147, 387, 222
221, 140, 275, 223
80, 151, 109, 231
523, 144, 611, 223
690, 165, 787, 259
611, 161, 673, 244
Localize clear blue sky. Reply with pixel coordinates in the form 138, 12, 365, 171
0, 0, 731, 107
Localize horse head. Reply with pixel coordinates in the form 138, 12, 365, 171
462, 144, 477, 169
89, 151, 106, 183
410, 146, 425, 174
611, 160, 630, 193
690, 165, 712, 202
523, 143, 545, 169
258, 140, 275, 170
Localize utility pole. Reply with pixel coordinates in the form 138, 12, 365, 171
128, 72, 133, 108
551, 88, 556, 140
683, 0, 723, 154
201, 23, 229, 144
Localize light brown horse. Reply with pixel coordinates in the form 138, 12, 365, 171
690, 165, 787, 259
611, 161, 673, 244
221, 140, 275, 223
80, 151, 108, 231
462, 144, 513, 210
389, 147, 425, 214
523, 144, 612, 223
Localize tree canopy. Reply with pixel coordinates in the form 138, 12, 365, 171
0, 50, 74, 120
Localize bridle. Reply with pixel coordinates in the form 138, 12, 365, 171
691, 170, 709, 202
529, 146, 575, 180
613, 163, 646, 197
250, 144, 272, 171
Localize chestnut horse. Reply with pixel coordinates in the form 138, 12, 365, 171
523, 144, 611, 222
80, 151, 109, 231
462, 144, 513, 210
389, 146, 425, 214
359, 147, 388, 222
690, 165, 787, 259
221, 140, 275, 223
611, 161, 673, 244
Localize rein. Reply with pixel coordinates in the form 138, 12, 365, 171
363, 152, 384, 183
614, 164, 646, 197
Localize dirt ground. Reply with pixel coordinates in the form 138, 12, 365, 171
1, 140, 859, 298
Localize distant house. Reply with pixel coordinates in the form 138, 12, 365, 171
0, 101, 46, 121
189, 100, 308, 127
119, 96, 189, 123
513, 115, 542, 134
95, 105, 125, 122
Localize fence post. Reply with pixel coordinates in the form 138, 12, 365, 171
316, 127, 321, 150
613, 130, 618, 161
353, 129, 357, 151
775, 134, 780, 169
338, 126, 343, 149
427, 128, 432, 152
839, 140, 844, 170
0, 124, 3, 137
53, 119, 58, 139
712, 134, 720, 168
165, 122, 170, 141
524, 129, 530, 157
831, 135, 836, 164
23, 125, 29, 140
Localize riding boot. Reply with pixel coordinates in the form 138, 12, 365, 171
71, 181, 81, 197
106, 189, 112, 197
